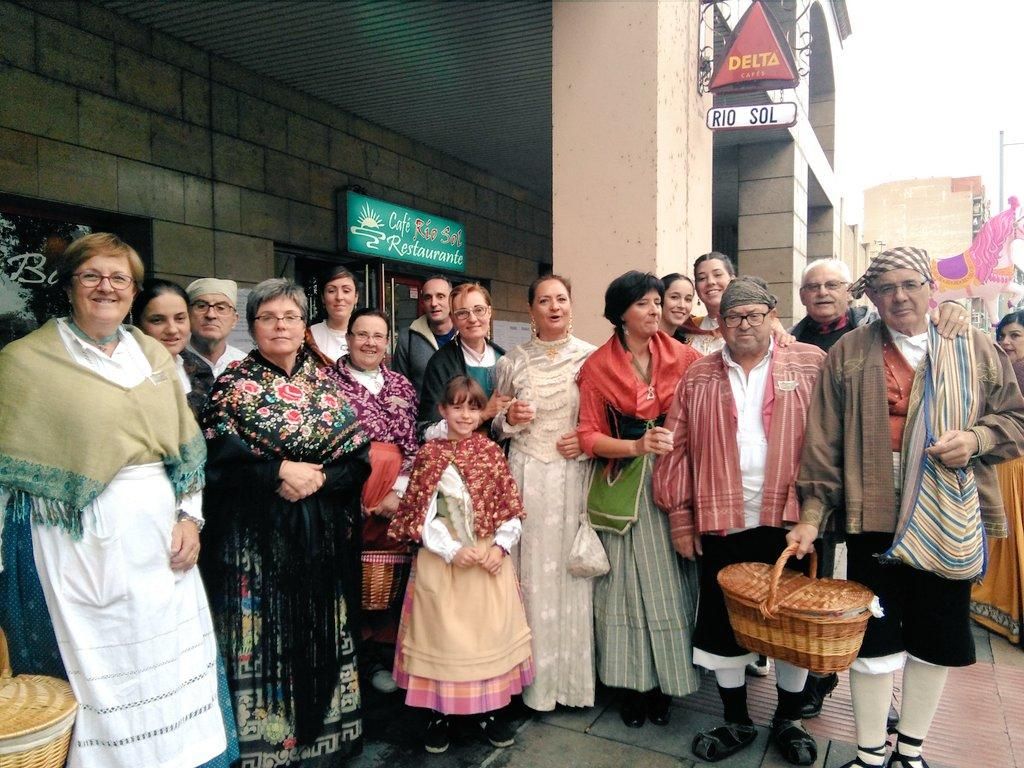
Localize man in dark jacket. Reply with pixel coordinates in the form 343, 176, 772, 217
393, 275, 455, 395
790, 259, 869, 351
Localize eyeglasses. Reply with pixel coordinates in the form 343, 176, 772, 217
254, 313, 304, 326
871, 278, 930, 298
192, 300, 236, 315
73, 271, 134, 290
452, 305, 490, 321
351, 331, 387, 343
800, 280, 848, 293
722, 311, 767, 328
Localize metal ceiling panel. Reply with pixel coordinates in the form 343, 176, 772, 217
100, 0, 553, 196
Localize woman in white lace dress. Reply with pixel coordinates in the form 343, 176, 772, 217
494, 275, 596, 711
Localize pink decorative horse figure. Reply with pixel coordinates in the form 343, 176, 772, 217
930, 196, 1024, 325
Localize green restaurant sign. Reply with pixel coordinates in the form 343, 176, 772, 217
343, 191, 466, 272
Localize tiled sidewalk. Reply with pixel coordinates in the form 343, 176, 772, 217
352, 623, 1022, 768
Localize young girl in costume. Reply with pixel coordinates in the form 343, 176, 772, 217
389, 375, 533, 754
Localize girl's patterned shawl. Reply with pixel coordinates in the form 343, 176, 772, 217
326, 357, 419, 473
0, 319, 205, 538
203, 347, 366, 462
389, 433, 525, 543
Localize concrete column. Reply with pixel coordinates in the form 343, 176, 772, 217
737, 141, 807, 327
552, 1, 712, 344
806, 204, 837, 261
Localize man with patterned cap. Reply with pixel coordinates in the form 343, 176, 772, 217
789, 247, 1024, 768
655, 277, 826, 765
186, 277, 247, 378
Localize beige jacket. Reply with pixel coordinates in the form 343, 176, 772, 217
797, 322, 1024, 537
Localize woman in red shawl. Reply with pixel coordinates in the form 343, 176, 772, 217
576, 271, 702, 728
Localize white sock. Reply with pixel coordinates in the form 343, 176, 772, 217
773, 659, 808, 693
896, 657, 949, 760
849, 669, 894, 766
714, 666, 746, 689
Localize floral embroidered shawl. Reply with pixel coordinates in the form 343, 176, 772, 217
203, 347, 366, 462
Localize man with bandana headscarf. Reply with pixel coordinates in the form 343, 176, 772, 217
788, 248, 1024, 768
654, 277, 826, 765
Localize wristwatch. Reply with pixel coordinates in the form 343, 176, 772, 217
176, 510, 205, 532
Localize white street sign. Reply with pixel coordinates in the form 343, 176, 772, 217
706, 102, 798, 131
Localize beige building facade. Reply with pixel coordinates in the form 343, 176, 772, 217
862, 176, 986, 263
707, 0, 855, 327
1, 0, 857, 346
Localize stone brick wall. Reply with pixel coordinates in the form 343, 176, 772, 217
0, 0, 551, 321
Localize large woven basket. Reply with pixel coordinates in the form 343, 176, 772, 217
0, 630, 78, 768
361, 551, 412, 611
718, 542, 875, 674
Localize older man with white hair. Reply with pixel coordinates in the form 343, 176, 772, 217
789, 247, 1024, 768
791, 259, 869, 351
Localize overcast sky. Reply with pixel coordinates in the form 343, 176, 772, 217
838, 1, 1024, 221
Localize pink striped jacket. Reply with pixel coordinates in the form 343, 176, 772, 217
653, 343, 825, 539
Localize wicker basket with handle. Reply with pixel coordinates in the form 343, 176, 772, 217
0, 629, 78, 768
717, 542, 875, 674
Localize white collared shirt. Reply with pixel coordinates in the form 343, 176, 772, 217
721, 341, 774, 529
187, 342, 247, 378
887, 326, 928, 370
345, 362, 384, 395
460, 340, 497, 367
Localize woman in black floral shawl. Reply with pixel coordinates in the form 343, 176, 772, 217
200, 279, 370, 766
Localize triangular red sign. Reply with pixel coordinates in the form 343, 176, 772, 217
709, 0, 800, 93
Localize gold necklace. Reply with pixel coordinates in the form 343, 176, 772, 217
537, 334, 570, 359
630, 354, 655, 400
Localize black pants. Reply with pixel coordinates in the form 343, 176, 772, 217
846, 532, 975, 667
694, 527, 807, 657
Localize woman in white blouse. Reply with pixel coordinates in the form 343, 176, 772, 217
307, 266, 359, 364
494, 274, 597, 712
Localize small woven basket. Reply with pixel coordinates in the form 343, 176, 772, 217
361, 551, 412, 611
718, 542, 875, 674
0, 630, 78, 768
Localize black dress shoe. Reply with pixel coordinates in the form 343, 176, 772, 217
799, 672, 839, 719
620, 691, 645, 728
646, 689, 671, 726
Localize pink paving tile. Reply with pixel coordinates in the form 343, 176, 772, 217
996, 664, 1024, 767
682, 661, 1019, 767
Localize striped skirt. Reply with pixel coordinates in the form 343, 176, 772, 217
593, 476, 701, 696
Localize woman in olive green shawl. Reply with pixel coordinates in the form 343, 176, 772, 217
0, 233, 232, 768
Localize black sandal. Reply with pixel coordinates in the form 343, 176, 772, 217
887, 756, 929, 768
838, 743, 887, 767
691, 723, 757, 762
771, 718, 817, 766
887, 733, 929, 767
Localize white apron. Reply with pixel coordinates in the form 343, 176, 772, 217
31, 463, 225, 768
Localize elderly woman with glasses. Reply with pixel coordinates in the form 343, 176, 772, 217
0, 233, 235, 768
417, 282, 512, 440
326, 307, 420, 694
200, 278, 371, 766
